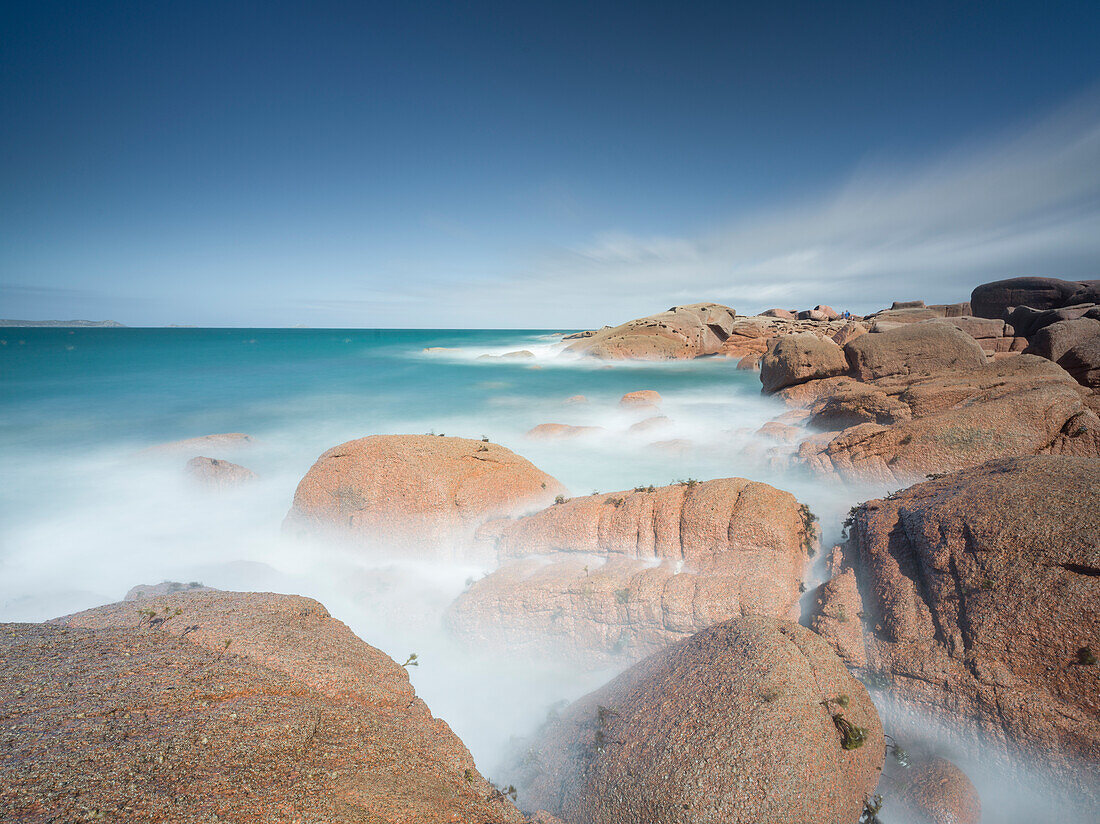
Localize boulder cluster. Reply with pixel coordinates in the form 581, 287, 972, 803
4, 275, 1099, 822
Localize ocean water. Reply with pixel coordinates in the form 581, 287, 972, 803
0, 327, 1062, 819
2, 327, 825, 762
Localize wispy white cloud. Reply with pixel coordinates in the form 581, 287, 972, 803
437, 88, 1100, 326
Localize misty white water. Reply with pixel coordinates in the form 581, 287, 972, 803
0, 327, 1071, 820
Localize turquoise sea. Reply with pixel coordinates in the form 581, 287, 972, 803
0, 327, 1068, 818
3, 326, 827, 768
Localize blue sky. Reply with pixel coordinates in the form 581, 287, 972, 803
2, 1, 1099, 326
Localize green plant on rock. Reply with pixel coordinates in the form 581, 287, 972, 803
554, 494, 567, 505
613, 588, 630, 604
401, 653, 419, 668
1078, 646, 1097, 666
633, 485, 656, 493
604, 496, 625, 508
832, 712, 868, 750
798, 503, 819, 556
676, 478, 699, 488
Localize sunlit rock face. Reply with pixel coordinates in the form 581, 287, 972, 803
515, 617, 884, 824
3, 590, 524, 824
283, 434, 567, 562
564, 302, 738, 359
792, 353, 1100, 484
446, 478, 817, 667
835, 456, 1100, 806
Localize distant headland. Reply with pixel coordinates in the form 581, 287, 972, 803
0, 319, 126, 327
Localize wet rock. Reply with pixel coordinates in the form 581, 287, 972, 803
627, 415, 670, 433
736, 352, 761, 370
760, 332, 849, 393
283, 435, 566, 561
446, 479, 815, 667
3, 591, 523, 824
185, 455, 256, 487
517, 617, 884, 824
565, 303, 737, 359
890, 756, 982, 824
618, 390, 662, 408
844, 456, 1100, 803
526, 423, 604, 440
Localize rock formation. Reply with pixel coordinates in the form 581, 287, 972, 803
515, 617, 884, 824
185, 455, 257, 487
971, 276, 1100, 320
760, 332, 849, 393
284, 435, 566, 561
564, 303, 738, 359
821, 457, 1100, 804
446, 478, 816, 666
1, 590, 523, 823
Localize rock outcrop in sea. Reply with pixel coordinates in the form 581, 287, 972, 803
447, 478, 817, 666
284, 434, 567, 561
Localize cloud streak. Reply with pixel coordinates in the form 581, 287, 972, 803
446, 88, 1100, 326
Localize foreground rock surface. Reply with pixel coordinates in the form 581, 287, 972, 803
837, 456, 1100, 803
564, 303, 737, 359
2, 590, 523, 823
516, 617, 884, 824
447, 479, 815, 666
284, 434, 566, 561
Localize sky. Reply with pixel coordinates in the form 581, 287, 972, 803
2, 1, 1099, 327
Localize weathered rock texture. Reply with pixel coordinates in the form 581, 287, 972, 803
284, 435, 566, 561
888, 756, 982, 824
760, 332, 849, 393
447, 479, 816, 667
845, 323, 987, 381
564, 303, 737, 359
1, 591, 523, 823
792, 350, 1100, 484
836, 457, 1100, 803
516, 617, 884, 824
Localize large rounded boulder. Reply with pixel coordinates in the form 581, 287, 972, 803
517, 617, 884, 824
844, 323, 986, 381
284, 435, 566, 560
760, 332, 848, 393
843, 456, 1100, 804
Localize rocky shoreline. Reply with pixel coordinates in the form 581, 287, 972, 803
3, 276, 1099, 822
